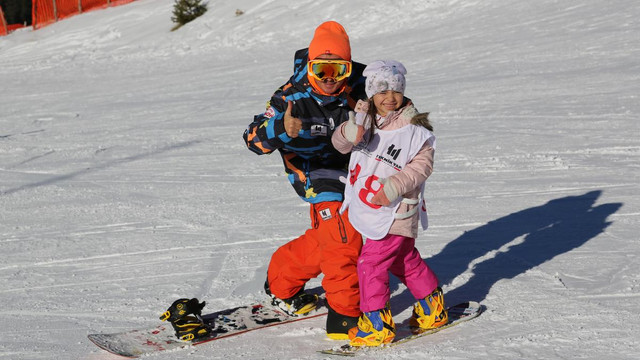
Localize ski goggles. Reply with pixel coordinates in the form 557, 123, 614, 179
307, 59, 352, 82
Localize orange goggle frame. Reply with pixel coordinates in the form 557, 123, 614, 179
307, 59, 352, 82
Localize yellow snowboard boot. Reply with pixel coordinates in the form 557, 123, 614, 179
349, 307, 396, 347
409, 287, 448, 331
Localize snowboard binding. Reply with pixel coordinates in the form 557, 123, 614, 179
160, 298, 211, 341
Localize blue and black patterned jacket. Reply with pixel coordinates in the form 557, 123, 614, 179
243, 48, 366, 203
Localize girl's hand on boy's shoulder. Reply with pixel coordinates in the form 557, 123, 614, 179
354, 99, 369, 113
343, 111, 365, 145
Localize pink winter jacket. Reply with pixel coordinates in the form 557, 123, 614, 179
332, 103, 435, 239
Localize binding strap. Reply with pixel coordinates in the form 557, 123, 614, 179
393, 195, 421, 220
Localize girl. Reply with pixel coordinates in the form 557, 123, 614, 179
331, 60, 447, 347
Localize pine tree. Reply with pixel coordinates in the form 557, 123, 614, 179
171, 0, 208, 30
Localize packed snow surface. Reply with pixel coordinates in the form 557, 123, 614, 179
1, 0, 639, 359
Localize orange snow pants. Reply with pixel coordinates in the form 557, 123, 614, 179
267, 201, 362, 317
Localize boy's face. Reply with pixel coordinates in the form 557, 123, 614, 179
312, 54, 348, 95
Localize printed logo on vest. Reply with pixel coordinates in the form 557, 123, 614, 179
375, 143, 404, 171
319, 208, 332, 221
387, 144, 402, 160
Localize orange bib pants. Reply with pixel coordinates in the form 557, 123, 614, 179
267, 201, 362, 317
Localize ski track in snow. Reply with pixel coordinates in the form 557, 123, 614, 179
1, 0, 639, 359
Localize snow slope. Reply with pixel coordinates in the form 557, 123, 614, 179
1, 0, 639, 358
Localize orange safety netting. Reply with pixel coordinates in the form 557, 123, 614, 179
33, 0, 138, 30
0, 6, 7, 36
8, 24, 27, 31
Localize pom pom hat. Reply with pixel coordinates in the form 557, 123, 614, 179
308, 21, 351, 61
363, 60, 407, 98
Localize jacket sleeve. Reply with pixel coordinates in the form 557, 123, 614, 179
331, 122, 355, 154
243, 85, 293, 155
388, 139, 435, 196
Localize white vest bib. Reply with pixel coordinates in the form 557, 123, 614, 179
341, 124, 435, 240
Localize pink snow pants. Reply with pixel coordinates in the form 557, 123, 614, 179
357, 234, 438, 312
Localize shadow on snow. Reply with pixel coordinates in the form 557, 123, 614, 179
391, 190, 622, 313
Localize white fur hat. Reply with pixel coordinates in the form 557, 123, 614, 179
363, 60, 407, 98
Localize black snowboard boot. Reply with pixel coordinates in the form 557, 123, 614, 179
325, 301, 359, 340
160, 298, 211, 341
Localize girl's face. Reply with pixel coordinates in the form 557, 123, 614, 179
372, 90, 403, 116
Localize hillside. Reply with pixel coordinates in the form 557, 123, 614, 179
1, 0, 639, 359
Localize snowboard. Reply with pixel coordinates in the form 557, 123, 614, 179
319, 301, 483, 357
88, 302, 326, 358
